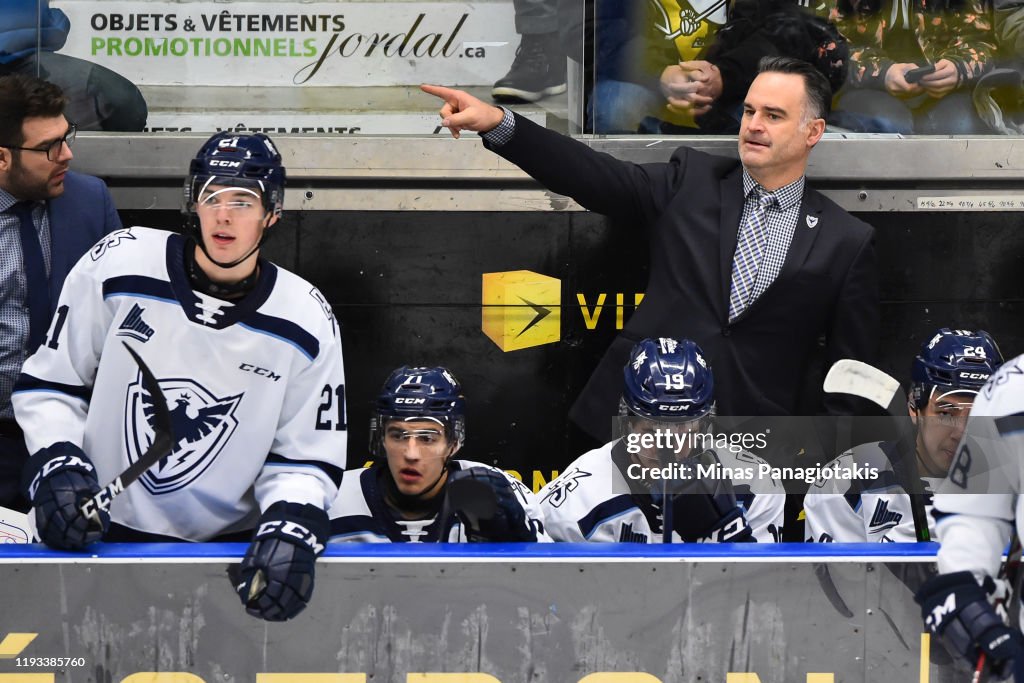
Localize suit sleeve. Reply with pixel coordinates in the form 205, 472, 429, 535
823, 224, 880, 415
484, 113, 686, 225
99, 179, 122, 233
12, 258, 110, 455
254, 310, 346, 512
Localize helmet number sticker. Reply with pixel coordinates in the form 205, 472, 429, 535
663, 373, 689, 390
963, 346, 987, 358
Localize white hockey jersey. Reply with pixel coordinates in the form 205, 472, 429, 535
327, 459, 552, 543
13, 227, 347, 541
803, 441, 939, 543
932, 354, 1024, 618
537, 440, 786, 543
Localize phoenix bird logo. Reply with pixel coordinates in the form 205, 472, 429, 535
127, 376, 243, 495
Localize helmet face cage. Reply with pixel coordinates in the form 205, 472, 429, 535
620, 337, 715, 423
910, 328, 1004, 408
370, 366, 467, 461
183, 132, 285, 220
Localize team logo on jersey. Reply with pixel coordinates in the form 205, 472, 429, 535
867, 499, 902, 532
116, 303, 155, 343
649, 0, 727, 39
90, 228, 137, 261
125, 375, 243, 494
618, 523, 649, 543
309, 287, 336, 328
539, 467, 592, 508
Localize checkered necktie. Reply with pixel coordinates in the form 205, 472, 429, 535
7, 202, 49, 351
728, 189, 776, 321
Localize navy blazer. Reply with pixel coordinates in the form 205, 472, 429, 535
45, 169, 121, 313
486, 114, 880, 441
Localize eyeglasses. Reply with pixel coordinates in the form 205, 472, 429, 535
2, 123, 77, 161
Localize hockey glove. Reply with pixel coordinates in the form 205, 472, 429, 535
441, 468, 539, 542
233, 501, 329, 622
21, 442, 109, 550
668, 450, 754, 543
915, 571, 1024, 680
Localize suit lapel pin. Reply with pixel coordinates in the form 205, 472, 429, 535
805, 215, 819, 229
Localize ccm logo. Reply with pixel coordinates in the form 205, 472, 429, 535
960, 372, 990, 380
209, 159, 241, 167
394, 398, 427, 404
659, 405, 690, 412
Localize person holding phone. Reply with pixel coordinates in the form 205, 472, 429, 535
827, 0, 997, 134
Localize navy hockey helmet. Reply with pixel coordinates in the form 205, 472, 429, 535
370, 366, 467, 458
620, 337, 715, 421
184, 132, 285, 218
910, 328, 1003, 408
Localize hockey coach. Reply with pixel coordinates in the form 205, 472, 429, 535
423, 56, 879, 441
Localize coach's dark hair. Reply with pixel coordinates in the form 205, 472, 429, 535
0, 74, 67, 148
757, 55, 832, 121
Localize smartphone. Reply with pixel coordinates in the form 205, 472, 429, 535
903, 64, 937, 84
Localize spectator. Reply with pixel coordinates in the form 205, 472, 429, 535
0, 73, 119, 512
13, 132, 346, 623
829, 0, 997, 134
328, 366, 550, 543
422, 56, 879, 444
0, 0, 147, 131
647, 0, 848, 134
492, 0, 567, 103
972, 0, 1024, 133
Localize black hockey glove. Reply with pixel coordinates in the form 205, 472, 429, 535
233, 502, 329, 622
441, 468, 539, 542
21, 442, 109, 550
667, 450, 754, 543
915, 571, 1024, 680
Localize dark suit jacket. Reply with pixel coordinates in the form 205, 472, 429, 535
46, 169, 121, 312
0, 169, 119, 510
486, 114, 879, 441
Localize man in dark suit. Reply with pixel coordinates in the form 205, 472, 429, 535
0, 73, 120, 510
423, 56, 879, 445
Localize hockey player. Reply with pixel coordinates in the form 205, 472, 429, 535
804, 328, 1003, 543
12, 132, 347, 622
538, 337, 785, 543
913, 351, 1024, 681
328, 366, 550, 543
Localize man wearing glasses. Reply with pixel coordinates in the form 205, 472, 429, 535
804, 328, 1004, 543
0, 73, 120, 512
